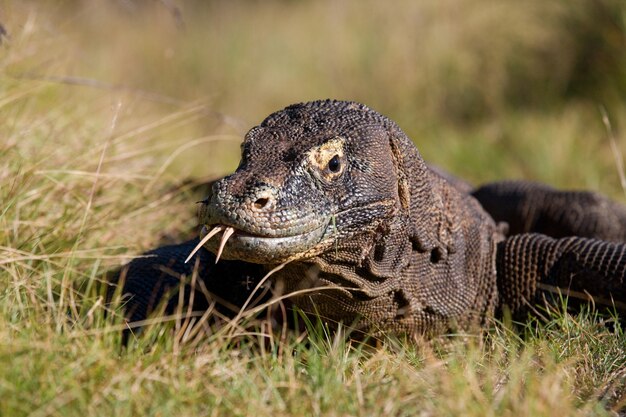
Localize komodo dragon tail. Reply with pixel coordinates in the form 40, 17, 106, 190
472, 181, 626, 241
496, 234, 626, 315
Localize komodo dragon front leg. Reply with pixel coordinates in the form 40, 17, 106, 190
112, 100, 626, 336
108, 239, 266, 325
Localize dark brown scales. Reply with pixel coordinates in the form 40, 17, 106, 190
473, 180, 626, 241
497, 234, 626, 312
111, 100, 626, 337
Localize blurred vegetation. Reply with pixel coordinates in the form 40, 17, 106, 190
2, 0, 626, 188
1, 0, 626, 415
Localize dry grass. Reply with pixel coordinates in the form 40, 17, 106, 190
1, 1, 626, 415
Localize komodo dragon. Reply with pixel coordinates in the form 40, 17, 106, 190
112, 100, 626, 337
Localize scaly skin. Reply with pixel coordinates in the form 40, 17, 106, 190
472, 180, 626, 241
112, 100, 626, 337
197, 100, 501, 335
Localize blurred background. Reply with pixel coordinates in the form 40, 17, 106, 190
2, 0, 626, 194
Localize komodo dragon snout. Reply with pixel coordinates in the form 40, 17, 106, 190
194, 101, 400, 264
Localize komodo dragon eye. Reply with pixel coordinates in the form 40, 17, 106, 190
327, 155, 341, 173
308, 137, 346, 181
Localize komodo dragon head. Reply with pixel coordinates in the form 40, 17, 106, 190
193, 100, 450, 267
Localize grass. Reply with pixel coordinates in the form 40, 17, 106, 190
1, 1, 626, 415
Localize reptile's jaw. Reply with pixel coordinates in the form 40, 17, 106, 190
198, 221, 331, 264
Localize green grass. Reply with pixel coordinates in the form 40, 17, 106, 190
1, 1, 626, 415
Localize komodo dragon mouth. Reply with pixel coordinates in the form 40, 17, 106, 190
186, 220, 331, 264
185, 198, 397, 265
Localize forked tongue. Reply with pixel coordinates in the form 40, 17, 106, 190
184, 225, 224, 263
215, 226, 235, 264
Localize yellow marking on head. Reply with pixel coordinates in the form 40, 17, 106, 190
307, 137, 346, 179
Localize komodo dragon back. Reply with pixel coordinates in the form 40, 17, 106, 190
113, 100, 626, 337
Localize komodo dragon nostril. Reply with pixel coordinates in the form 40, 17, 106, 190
253, 197, 270, 209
